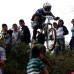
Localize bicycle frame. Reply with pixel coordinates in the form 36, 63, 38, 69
40, 16, 53, 33
39, 16, 53, 36
40, 16, 56, 50
31, 15, 56, 51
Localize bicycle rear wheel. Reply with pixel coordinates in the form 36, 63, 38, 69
46, 28, 56, 51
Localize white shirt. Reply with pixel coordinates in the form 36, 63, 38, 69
12, 31, 19, 40
56, 27, 64, 38
12, 31, 20, 44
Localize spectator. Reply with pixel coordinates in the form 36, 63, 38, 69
36, 33, 46, 54
27, 46, 48, 74
57, 19, 69, 55
34, 33, 53, 71
1, 24, 13, 49
0, 47, 6, 74
53, 22, 58, 30
12, 23, 21, 45
19, 19, 31, 45
69, 19, 74, 50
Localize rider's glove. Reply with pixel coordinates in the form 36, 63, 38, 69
54, 17, 60, 20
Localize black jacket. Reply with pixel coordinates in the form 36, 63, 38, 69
63, 26, 69, 35
21, 26, 31, 43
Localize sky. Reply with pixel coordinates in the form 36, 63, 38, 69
0, 0, 74, 42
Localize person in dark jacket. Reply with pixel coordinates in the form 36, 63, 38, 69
1, 24, 13, 49
1, 24, 13, 59
19, 19, 31, 45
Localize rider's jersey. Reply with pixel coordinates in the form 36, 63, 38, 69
31, 8, 55, 25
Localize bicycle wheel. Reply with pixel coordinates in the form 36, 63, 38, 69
46, 28, 56, 51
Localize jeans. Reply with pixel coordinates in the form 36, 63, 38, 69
55, 38, 65, 55
69, 37, 74, 50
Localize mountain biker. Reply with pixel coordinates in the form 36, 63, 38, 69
31, 2, 60, 43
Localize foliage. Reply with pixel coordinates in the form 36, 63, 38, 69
46, 50, 74, 74
0, 39, 74, 74
4, 42, 30, 74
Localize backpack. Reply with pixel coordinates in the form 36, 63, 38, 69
63, 26, 69, 35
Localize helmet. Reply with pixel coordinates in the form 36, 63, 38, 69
43, 3, 51, 12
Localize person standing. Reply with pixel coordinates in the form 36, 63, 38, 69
69, 19, 74, 50
1, 24, 13, 50
27, 46, 48, 74
19, 19, 31, 45
12, 23, 21, 45
0, 47, 6, 74
57, 19, 69, 55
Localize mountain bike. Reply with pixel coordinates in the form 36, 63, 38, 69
31, 15, 59, 51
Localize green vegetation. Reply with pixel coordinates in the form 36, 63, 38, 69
47, 50, 74, 74
0, 39, 74, 74
4, 43, 30, 74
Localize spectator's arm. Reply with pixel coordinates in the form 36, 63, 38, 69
63, 26, 69, 35
0, 60, 6, 69
38, 58, 48, 74
0, 60, 5, 65
0, 60, 6, 74
40, 53, 53, 70
40, 69, 48, 74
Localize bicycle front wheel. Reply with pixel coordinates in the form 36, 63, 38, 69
46, 28, 56, 51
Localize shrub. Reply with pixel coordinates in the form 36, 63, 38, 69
0, 39, 74, 74
4, 42, 30, 74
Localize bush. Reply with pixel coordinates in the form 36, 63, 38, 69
0, 39, 74, 74
47, 50, 74, 74
4, 42, 30, 74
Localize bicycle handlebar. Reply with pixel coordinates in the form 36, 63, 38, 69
42, 15, 60, 21
42, 15, 54, 20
